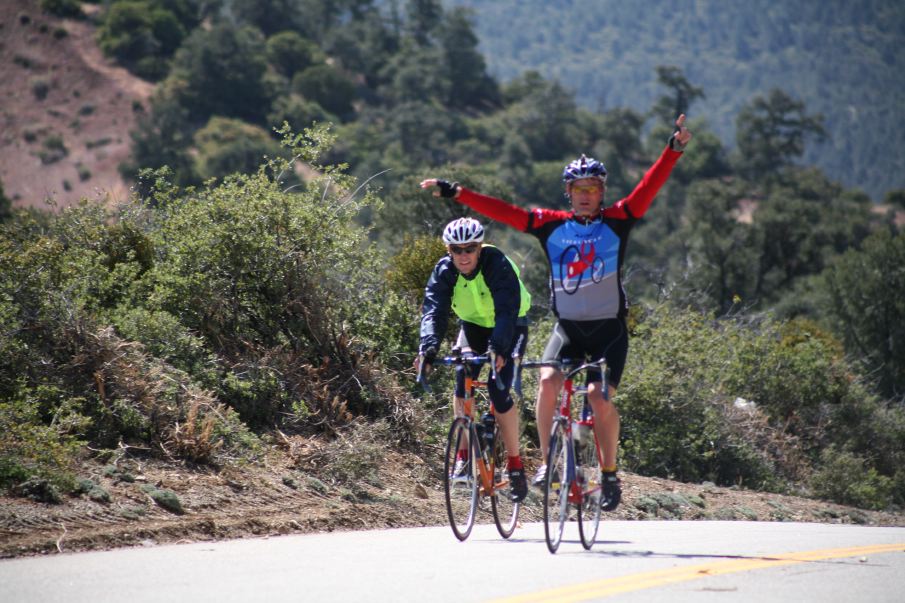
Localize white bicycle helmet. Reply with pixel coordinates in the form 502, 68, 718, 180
442, 217, 485, 245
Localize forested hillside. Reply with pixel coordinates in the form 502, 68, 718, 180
445, 0, 905, 202
2, 0, 904, 518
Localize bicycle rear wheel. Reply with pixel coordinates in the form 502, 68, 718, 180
490, 423, 519, 539
543, 420, 570, 554
576, 431, 602, 550
444, 418, 478, 541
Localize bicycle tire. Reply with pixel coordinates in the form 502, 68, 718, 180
591, 256, 606, 283
576, 429, 602, 550
559, 245, 583, 295
444, 417, 478, 541
543, 420, 570, 554
490, 423, 519, 539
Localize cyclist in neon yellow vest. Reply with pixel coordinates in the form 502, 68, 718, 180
416, 218, 530, 503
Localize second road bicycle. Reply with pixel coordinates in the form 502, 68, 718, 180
519, 357, 608, 553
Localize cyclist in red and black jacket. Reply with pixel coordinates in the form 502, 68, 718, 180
421, 114, 693, 512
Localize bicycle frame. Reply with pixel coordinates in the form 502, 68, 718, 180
520, 357, 608, 552
556, 364, 604, 505
460, 364, 494, 496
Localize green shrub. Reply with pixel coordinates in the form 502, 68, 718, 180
0, 387, 87, 493
0, 203, 262, 466
86, 137, 112, 149
306, 420, 392, 487
140, 484, 184, 514
292, 65, 357, 120
386, 235, 447, 302
267, 96, 334, 134
168, 23, 271, 122
31, 76, 51, 100
809, 447, 894, 510
76, 163, 92, 182
619, 305, 787, 487
613, 302, 903, 507
13, 53, 34, 69
96, 1, 186, 80
266, 30, 322, 77
0, 180, 9, 222
40, 0, 83, 19
38, 133, 67, 163
111, 307, 215, 380
192, 116, 283, 181
124, 124, 419, 433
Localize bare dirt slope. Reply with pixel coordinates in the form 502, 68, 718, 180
0, 0, 151, 210
2, 436, 903, 559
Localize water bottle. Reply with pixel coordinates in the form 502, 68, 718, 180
474, 420, 485, 445
481, 412, 496, 452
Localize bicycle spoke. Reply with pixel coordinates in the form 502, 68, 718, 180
543, 421, 569, 554
577, 426, 602, 550
491, 424, 519, 538
444, 418, 478, 541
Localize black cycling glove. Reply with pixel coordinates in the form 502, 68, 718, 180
669, 131, 687, 151
435, 180, 460, 198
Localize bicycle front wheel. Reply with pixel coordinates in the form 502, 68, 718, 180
543, 420, 570, 554
490, 423, 519, 539
444, 418, 478, 541
576, 432, 602, 550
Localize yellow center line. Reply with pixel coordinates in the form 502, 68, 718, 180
492, 543, 905, 603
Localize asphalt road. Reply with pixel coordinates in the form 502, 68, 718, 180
2, 520, 904, 602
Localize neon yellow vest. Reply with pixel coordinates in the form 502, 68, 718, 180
451, 247, 531, 328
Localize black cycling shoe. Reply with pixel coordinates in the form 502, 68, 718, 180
600, 472, 621, 511
508, 468, 528, 503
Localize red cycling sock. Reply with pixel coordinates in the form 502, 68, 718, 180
507, 456, 523, 471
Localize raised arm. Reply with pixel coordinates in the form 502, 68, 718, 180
420, 179, 532, 232
608, 114, 693, 220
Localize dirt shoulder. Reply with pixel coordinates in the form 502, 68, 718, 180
2, 440, 903, 559
1, 0, 149, 210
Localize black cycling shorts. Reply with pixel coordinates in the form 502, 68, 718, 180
453, 321, 528, 413
541, 318, 628, 388
454, 320, 529, 359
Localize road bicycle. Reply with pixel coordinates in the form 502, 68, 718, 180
519, 357, 607, 553
418, 352, 520, 541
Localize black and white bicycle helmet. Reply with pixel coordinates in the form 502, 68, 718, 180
442, 217, 485, 245
562, 154, 608, 184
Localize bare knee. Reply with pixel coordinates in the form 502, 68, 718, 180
588, 387, 618, 420
538, 369, 563, 392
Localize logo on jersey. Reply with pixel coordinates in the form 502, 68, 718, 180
559, 242, 606, 294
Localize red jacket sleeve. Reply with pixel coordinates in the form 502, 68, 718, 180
456, 189, 532, 232
604, 146, 683, 220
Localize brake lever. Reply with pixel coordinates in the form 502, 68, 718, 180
416, 356, 432, 393
490, 351, 505, 391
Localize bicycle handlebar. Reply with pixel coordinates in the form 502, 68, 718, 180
416, 352, 505, 393
518, 357, 608, 382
